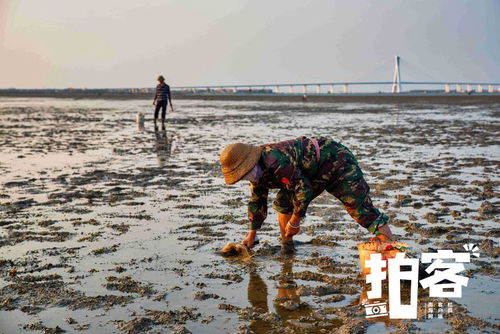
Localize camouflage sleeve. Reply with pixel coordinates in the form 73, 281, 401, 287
248, 182, 269, 230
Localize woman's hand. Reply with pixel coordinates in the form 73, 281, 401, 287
370, 224, 395, 244
242, 230, 257, 249
285, 215, 301, 238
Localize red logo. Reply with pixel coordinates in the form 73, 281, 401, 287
281, 177, 290, 185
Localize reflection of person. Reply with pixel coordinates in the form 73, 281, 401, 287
220, 136, 394, 254
247, 260, 311, 333
153, 75, 173, 122
154, 122, 171, 166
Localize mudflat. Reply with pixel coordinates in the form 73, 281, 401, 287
1, 91, 500, 105
0, 97, 499, 333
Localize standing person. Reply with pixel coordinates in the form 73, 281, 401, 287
219, 136, 394, 254
153, 75, 173, 122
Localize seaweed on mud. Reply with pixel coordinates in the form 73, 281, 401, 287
115, 317, 153, 334
105, 276, 155, 295
297, 285, 340, 297
71, 218, 100, 226
423, 212, 439, 223
68, 295, 131, 310
205, 272, 243, 283
0, 230, 73, 246
393, 194, 413, 207
1, 276, 131, 311
23, 322, 66, 333
107, 223, 130, 234
144, 307, 201, 325
193, 291, 221, 300
446, 301, 500, 333
77, 232, 103, 242
11, 273, 62, 283
479, 239, 500, 258
477, 201, 499, 220
90, 244, 119, 255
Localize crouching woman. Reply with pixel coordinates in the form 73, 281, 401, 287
219, 136, 394, 253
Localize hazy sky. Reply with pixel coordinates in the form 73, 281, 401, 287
1, 0, 499, 88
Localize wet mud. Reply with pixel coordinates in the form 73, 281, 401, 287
0, 97, 499, 333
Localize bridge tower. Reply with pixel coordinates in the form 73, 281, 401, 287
391, 56, 402, 93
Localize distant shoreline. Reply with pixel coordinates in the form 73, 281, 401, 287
1, 91, 500, 104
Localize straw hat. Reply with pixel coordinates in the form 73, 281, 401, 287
220, 143, 262, 184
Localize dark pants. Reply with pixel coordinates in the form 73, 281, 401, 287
154, 100, 168, 120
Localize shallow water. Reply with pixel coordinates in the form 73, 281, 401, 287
0, 97, 499, 333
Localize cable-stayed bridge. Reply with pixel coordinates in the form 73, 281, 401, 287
171, 56, 500, 95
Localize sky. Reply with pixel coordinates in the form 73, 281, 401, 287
1, 0, 499, 89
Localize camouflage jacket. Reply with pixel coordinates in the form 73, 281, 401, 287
248, 136, 358, 229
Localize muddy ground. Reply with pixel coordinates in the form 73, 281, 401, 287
0, 97, 499, 333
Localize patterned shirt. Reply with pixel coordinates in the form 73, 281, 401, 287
248, 136, 327, 229
154, 83, 171, 102
247, 137, 387, 233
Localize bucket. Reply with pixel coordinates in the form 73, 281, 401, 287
357, 241, 409, 277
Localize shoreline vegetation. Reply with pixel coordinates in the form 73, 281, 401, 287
1, 90, 500, 104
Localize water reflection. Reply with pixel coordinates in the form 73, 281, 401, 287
136, 112, 145, 131
154, 122, 172, 166
247, 259, 313, 333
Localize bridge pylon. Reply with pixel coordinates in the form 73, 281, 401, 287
391, 55, 402, 93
